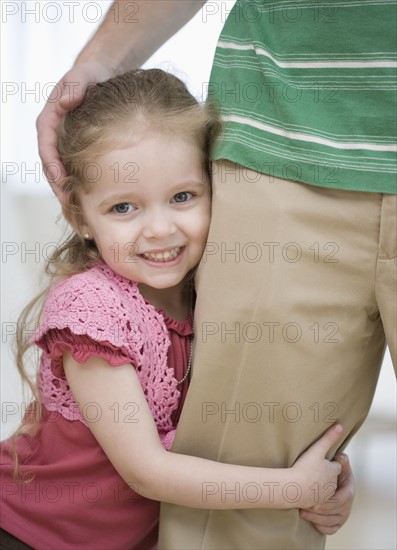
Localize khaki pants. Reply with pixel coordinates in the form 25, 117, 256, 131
159, 161, 397, 549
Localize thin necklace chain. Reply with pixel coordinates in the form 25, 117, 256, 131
176, 333, 193, 385
176, 295, 194, 386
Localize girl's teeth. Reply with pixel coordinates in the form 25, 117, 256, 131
143, 247, 180, 261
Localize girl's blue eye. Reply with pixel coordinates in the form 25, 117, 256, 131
172, 192, 192, 203
112, 203, 134, 214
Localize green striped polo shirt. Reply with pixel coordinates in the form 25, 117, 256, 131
208, 0, 397, 193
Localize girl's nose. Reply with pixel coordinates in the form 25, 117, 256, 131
141, 208, 176, 239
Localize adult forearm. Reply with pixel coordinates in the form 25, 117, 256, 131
75, 0, 207, 74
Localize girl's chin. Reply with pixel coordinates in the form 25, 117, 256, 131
138, 275, 187, 290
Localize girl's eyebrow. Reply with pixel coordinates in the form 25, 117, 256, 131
173, 178, 209, 189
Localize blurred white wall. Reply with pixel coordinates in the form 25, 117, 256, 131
1, 2, 396, 547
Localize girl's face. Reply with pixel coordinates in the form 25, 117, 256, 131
79, 131, 211, 292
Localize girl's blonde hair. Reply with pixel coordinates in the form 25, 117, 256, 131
12, 69, 221, 479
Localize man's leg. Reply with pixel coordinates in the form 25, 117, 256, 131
159, 161, 390, 549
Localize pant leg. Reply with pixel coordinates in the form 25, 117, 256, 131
159, 161, 391, 550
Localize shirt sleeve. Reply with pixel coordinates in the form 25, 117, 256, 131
38, 328, 133, 378
31, 269, 143, 378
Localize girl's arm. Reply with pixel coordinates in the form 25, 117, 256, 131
63, 353, 342, 510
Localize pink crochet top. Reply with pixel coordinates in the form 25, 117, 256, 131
33, 261, 188, 450
0, 261, 193, 550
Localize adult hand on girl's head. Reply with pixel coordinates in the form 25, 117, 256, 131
36, 61, 112, 201
299, 453, 356, 535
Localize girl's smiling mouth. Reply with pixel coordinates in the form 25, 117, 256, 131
140, 246, 184, 263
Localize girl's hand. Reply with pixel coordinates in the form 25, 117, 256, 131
36, 61, 112, 199
299, 453, 355, 534
292, 424, 343, 509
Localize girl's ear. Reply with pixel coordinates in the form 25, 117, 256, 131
75, 220, 92, 242
59, 177, 93, 241
80, 225, 92, 241
62, 202, 89, 240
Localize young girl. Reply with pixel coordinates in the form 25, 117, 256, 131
1, 69, 345, 550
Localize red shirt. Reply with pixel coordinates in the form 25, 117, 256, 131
0, 313, 192, 550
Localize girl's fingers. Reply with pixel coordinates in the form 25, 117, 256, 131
310, 424, 343, 459
333, 453, 352, 485
299, 509, 342, 534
